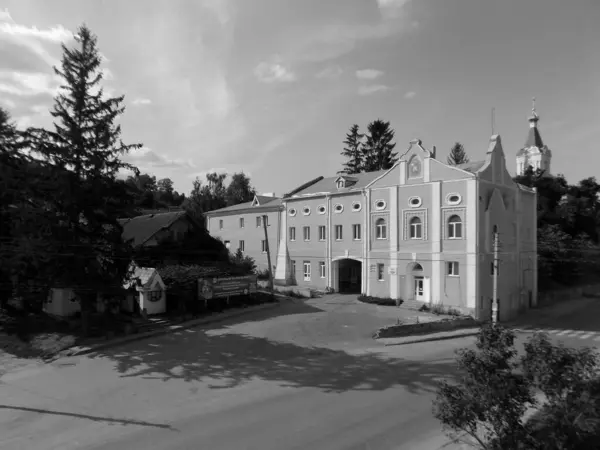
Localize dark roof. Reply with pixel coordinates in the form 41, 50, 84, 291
524, 126, 544, 149
457, 160, 486, 173
119, 210, 188, 247
204, 197, 283, 216
288, 170, 388, 197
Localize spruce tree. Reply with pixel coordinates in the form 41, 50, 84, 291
362, 119, 398, 172
447, 142, 469, 165
30, 25, 141, 331
338, 124, 364, 174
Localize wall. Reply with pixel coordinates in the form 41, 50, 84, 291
208, 209, 282, 272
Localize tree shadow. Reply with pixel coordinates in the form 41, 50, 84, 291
0, 405, 176, 430
89, 323, 461, 394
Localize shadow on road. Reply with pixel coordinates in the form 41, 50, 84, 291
508, 297, 600, 333
0, 404, 176, 430
89, 322, 460, 394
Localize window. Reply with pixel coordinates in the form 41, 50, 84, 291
352, 224, 361, 240
352, 201, 361, 212
288, 208, 297, 216
224, 240, 231, 249
302, 206, 311, 216
317, 205, 326, 214
375, 218, 387, 239
319, 261, 326, 278
303, 226, 311, 241
409, 196, 422, 207
261, 240, 267, 253
256, 216, 262, 227
334, 204, 343, 213
289, 227, 296, 241
303, 261, 311, 281
447, 261, 459, 276
264, 216, 269, 226
375, 200, 386, 210
318, 225, 326, 241
446, 193, 462, 205
219, 219, 223, 230
447, 215, 462, 239
148, 290, 162, 302
377, 264, 384, 281
239, 217, 244, 228
335, 225, 343, 240
239, 240, 245, 252
291, 260, 296, 277
410, 217, 422, 239
337, 180, 345, 189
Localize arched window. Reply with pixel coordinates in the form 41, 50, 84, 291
410, 216, 422, 239
447, 215, 462, 239
375, 218, 387, 239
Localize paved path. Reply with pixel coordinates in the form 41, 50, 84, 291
0, 296, 466, 450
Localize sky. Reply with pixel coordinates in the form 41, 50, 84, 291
1, 0, 599, 197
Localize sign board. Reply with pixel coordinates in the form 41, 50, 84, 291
198, 275, 258, 300
369, 264, 376, 273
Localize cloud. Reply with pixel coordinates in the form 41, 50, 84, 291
356, 69, 384, 80
124, 147, 195, 170
131, 97, 152, 106
254, 61, 296, 83
377, 0, 412, 19
315, 65, 343, 79
404, 91, 416, 99
0, 70, 60, 96
0, 98, 16, 109
358, 84, 389, 95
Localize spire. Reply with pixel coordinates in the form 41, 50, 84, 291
524, 97, 544, 148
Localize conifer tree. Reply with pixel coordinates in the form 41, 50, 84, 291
362, 119, 398, 172
339, 124, 364, 174
447, 142, 469, 165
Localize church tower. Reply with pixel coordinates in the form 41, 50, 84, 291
516, 98, 552, 176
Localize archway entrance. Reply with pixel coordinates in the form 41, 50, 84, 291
406, 262, 428, 302
336, 259, 362, 294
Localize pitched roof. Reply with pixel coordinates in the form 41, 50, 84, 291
524, 126, 544, 149
288, 170, 388, 197
123, 266, 159, 289
204, 197, 283, 216
457, 160, 486, 173
119, 210, 188, 247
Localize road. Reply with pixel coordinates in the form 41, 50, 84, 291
1, 294, 598, 450
0, 295, 469, 450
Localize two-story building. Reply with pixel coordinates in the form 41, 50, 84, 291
273, 134, 537, 322
204, 194, 284, 272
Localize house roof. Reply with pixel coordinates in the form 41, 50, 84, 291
123, 266, 158, 289
119, 210, 188, 247
457, 160, 486, 173
204, 197, 283, 216
288, 170, 388, 197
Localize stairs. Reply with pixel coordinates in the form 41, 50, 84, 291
398, 299, 427, 311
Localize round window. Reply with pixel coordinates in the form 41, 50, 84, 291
375, 200, 386, 210
334, 204, 344, 213
317, 205, 326, 214
288, 208, 297, 216
409, 196, 422, 207
352, 202, 361, 212
302, 206, 311, 215
446, 193, 462, 205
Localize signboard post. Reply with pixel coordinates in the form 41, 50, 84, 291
198, 275, 258, 306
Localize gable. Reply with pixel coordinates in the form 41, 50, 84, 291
429, 158, 475, 182
476, 135, 516, 187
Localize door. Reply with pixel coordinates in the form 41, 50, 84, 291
414, 277, 424, 300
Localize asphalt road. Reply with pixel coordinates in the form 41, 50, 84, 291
0, 296, 468, 450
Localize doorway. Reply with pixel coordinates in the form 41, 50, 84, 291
414, 276, 425, 301
336, 259, 362, 294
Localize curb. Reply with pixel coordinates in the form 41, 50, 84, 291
378, 327, 480, 346
60, 302, 281, 358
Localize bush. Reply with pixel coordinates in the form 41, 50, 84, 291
357, 294, 401, 306
255, 269, 271, 280
229, 248, 256, 275
420, 303, 463, 316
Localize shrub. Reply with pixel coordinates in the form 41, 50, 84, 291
420, 303, 463, 316
357, 294, 401, 306
255, 269, 271, 280
229, 248, 256, 275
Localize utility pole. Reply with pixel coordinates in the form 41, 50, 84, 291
492, 229, 499, 324
262, 214, 274, 292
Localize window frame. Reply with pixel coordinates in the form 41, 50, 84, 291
375, 218, 387, 240
303, 226, 311, 241
289, 226, 296, 241
256, 216, 262, 228
410, 216, 423, 239
335, 224, 343, 241
219, 219, 223, 230
303, 261, 311, 281
239, 240, 245, 252
319, 261, 326, 278
447, 261, 459, 276
352, 224, 361, 240
318, 225, 326, 241
239, 217, 244, 228
447, 215, 463, 239
377, 263, 384, 281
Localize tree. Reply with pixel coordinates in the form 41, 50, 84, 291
28, 25, 141, 333
447, 142, 469, 166
183, 171, 227, 222
339, 124, 364, 174
362, 119, 398, 172
433, 325, 600, 449
225, 172, 256, 206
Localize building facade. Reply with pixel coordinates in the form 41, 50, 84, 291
206, 134, 537, 322
205, 195, 284, 272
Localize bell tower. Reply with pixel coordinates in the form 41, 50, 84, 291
516, 98, 552, 176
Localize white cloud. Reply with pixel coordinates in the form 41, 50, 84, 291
358, 84, 389, 96
0, 97, 16, 109
356, 69, 384, 80
0, 12, 72, 43
100, 67, 114, 81
404, 91, 416, 99
377, 0, 412, 19
315, 65, 343, 79
254, 61, 296, 83
132, 97, 152, 106
0, 70, 60, 96
124, 147, 196, 170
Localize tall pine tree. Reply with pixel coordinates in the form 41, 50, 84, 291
338, 124, 364, 174
29, 25, 141, 331
447, 142, 469, 165
362, 119, 398, 172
